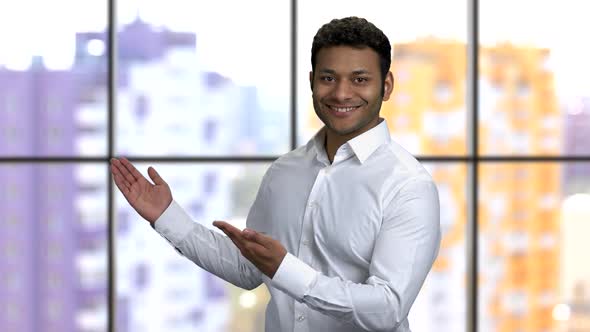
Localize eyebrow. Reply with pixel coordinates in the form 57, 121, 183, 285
352, 70, 371, 75
318, 69, 372, 75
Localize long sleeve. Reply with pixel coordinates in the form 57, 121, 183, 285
153, 201, 262, 290
152, 167, 275, 291
269, 178, 441, 332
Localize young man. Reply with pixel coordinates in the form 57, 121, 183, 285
111, 17, 440, 332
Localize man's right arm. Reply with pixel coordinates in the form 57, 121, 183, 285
110, 157, 266, 290
152, 164, 275, 291
153, 200, 264, 290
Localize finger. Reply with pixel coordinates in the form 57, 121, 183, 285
213, 221, 250, 246
116, 173, 132, 190
111, 158, 136, 185
111, 165, 132, 189
120, 157, 146, 182
216, 225, 244, 244
213, 221, 236, 235
216, 225, 268, 262
243, 229, 271, 248
148, 166, 167, 186
214, 222, 248, 246
243, 239, 267, 256
219, 227, 247, 251
213, 221, 242, 236
113, 174, 130, 195
110, 162, 125, 179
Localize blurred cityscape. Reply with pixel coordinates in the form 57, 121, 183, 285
1, 15, 590, 332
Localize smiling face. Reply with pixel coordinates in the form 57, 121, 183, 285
311, 45, 393, 138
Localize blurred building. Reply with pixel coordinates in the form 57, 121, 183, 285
390, 39, 467, 331
560, 99, 590, 330
387, 39, 468, 332
5, 13, 590, 332
384, 38, 467, 155
0, 62, 102, 331
384, 41, 562, 332
0, 18, 273, 332
479, 43, 560, 332
564, 97, 590, 193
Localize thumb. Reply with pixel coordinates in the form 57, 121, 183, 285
148, 166, 166, 185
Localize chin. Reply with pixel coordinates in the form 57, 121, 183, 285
329, 124, 361, 136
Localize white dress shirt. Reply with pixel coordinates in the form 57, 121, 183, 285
154, 118, 441, 332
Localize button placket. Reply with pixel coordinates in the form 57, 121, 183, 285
301, 201, 318, 259
294, 301, 308, 331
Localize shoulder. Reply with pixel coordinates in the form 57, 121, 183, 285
267, 144, 315, 176
376, 139, 437, 203
383, 139, 430, 177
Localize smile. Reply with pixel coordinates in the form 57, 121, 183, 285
327, 105, 361, 113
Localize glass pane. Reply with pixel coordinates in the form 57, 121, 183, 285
0, 0, 108, 157
115, 1, 291, 157
480, 0, 590, 156
116, 163, 270, 332
0, 163, 108, 332
408, 163, 467, 331
479, 162, 590, 331
297, 0, 467, 155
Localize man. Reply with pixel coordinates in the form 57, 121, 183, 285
111, 17, 440, 332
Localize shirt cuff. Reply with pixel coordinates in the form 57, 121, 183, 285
270, 252, 318, 301
153, 200, 195, 246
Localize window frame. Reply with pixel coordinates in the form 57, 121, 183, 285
2, 1, 590, 331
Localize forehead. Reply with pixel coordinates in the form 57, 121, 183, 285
315, 46, 381, 73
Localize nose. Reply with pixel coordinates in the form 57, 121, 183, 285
331, 80, 354, 101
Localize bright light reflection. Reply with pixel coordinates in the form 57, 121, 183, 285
87, 39, 105, 56
552, 303, 571, 321
238, 291, 257, 309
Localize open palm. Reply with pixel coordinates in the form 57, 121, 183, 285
110, 157, 173, 224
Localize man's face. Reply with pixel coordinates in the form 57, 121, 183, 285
311, 46, 393, 137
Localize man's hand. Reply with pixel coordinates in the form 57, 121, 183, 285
110, 157, 173, 224
213, 221, 287, 278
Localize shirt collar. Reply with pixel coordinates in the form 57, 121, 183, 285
309, 118, 391, 164
310, 128, 330, 165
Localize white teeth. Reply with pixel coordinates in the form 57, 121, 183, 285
329, 106, 358, 113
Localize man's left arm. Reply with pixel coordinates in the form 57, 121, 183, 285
216, 178, 441, 332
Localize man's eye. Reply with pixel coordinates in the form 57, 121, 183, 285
321, 76, 335, 82
354, 77, 368, 83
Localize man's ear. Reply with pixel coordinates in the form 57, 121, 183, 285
382, 71, 394, 101
309, 71, 314, 91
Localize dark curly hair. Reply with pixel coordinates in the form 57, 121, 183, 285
311, 17, 391, 84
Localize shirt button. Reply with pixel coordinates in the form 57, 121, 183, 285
302, 240, 309, 246
297, 314, 305, 322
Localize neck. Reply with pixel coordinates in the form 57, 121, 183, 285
324, 132, 347, 164
324, 118, 380, 163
